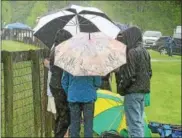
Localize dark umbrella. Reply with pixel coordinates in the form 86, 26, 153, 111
33, 4, 120, 48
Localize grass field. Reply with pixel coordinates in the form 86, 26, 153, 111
1, 40, 39, 51
148, 49, 181, 60
1, 40, 181, 137
146, 51, 181, 125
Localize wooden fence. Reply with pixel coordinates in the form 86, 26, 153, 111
1, 49, 54, 137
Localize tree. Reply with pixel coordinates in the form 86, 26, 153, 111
26, 1, 48, 27
2, 1, 12, 26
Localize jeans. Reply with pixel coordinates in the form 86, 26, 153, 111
124, 93, 145, 138
69, 102, 94, 138
50, 86, 70, 138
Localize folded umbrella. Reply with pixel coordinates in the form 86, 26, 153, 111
33, 4, 120, 48
54, 32, 127, 76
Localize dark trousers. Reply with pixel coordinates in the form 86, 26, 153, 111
50, 85, 70, 138
69, 102, 94, 138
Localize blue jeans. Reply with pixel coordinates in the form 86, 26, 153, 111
69, 102, 94, 138
124, 93, 145, 138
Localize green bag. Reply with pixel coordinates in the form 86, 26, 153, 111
144, 93, 150, 107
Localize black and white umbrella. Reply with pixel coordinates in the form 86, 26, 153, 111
33, 5, 120, 48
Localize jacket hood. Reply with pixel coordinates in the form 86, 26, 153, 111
117, 27, 142, 49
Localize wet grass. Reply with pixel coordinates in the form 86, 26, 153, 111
148, 49, 181, 60
1, 40, 39, 51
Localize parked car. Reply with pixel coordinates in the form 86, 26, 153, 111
152, 36, 182, 55
143, 31, 162, 48
173, 26, 181, 39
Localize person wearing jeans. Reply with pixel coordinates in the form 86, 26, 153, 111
124, 93, 145, 137
62, 71, 102, 138
116, 27, 152, 137
69, 102, 94, 137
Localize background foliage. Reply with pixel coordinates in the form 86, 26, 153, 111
1, 1, 181, 35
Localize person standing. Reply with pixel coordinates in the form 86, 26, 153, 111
62, 71, 102, 138
116, 27, 152, 137
168, 36, 175, 57
49, 30, 72, 138
43, 58, 57, 117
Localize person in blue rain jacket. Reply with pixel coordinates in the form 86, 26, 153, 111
62, 71, 102, 138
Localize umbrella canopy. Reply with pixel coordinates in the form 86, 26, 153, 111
33, 4, 120, 48
94, 89, 152, 137
4, 22, 31, 30
54, 32, 127, 76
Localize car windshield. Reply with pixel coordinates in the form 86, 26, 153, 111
143, 31, 162, 37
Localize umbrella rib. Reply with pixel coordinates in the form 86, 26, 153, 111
59, 18, 76, 26
78, 14, 98, 25
94, 104, 123, 119
77, 13, 88, 26
59, 9, 76, 25
108, 110, 123, 131
75, 15, 78, 34
104, 98, 122, 107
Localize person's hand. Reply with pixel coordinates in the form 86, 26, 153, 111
44, 59, 50, 69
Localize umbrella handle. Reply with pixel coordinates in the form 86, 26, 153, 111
89, 33, 90, 40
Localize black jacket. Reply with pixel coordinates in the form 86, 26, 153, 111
116, 27, 152, 95
49, 29, 72, 89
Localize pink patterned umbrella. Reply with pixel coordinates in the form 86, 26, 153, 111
54, 32, 127, 76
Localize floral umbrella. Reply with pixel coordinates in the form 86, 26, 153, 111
54, 32, 126, 76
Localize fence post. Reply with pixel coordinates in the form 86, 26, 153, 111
30, 50, 42, 137
3, 51, 14, 137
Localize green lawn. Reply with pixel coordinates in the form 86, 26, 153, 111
148, 49, 181, 60
1, 40, 39, 51
145, 59, 181, 125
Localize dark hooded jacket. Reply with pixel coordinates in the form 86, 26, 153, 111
49, 29, 72, 89
116, 27, 152, 95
